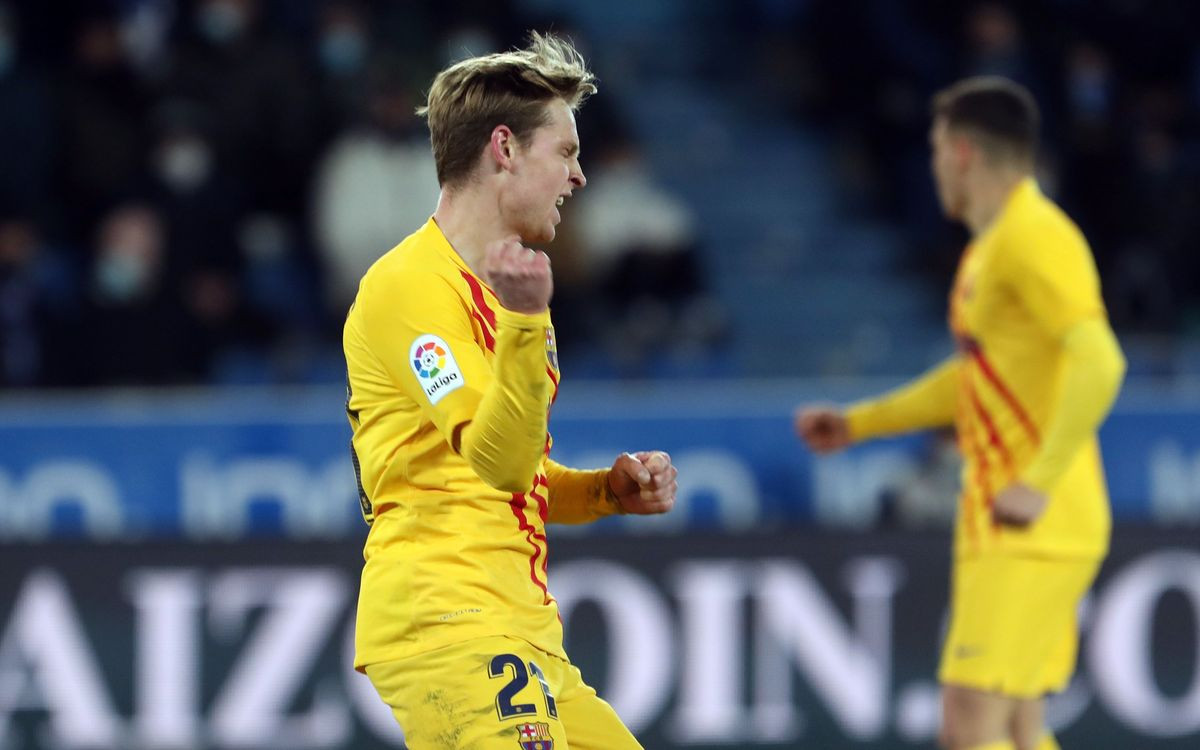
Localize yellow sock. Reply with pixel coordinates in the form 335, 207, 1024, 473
1037, 734, 1060, 750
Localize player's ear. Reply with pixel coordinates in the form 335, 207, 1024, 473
489, 125, 517, 171
954, 134, 979, 171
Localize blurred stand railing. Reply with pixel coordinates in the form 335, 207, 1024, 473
0, 379, 1197, 541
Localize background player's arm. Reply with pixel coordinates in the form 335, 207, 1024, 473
1020, 318, 1125, 493
846, 356, 962, 440
796, 357, 961, 454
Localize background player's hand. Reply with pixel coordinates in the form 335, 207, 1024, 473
608, 451, 677, 515
794, 405, 852, 454
482, 236, 553, 314
991, 482, 1047, 527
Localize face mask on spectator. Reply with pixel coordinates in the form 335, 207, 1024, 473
95, 252, 152, 302
320, 27, 366, 75
196, 2, 246, 45
157, 137, 213, 192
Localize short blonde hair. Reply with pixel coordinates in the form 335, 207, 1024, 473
417, 31, 597, 187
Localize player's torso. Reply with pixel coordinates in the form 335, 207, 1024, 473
950, 231, 1053, 477
345, 227, 566, 663
346, 233, 558, 509
948, 206, 1109, 558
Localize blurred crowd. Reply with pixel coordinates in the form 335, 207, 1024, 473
747, 0, 1200, 337
3, 0, 1197, 388
0, 0, 713, 387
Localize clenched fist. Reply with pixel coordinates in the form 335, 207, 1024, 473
609, 451, 677, 515
482, 236, 553, 314
794, 405, 852, 454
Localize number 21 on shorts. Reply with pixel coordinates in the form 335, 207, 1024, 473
488, 654, 558, 720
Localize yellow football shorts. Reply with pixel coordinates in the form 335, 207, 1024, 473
365, 635, 642, 750
939, 554, 1101, 698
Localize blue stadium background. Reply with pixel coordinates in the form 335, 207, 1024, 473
0, 1, 1198, 748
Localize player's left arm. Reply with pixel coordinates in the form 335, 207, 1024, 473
992, 221, 1127, 526
544, 452, 677, 524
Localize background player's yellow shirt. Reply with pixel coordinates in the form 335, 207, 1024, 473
344, 218, 566, 669
949, 178, 1110, 559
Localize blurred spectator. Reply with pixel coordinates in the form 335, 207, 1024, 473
1057, 42, 1122, 263
143, 100, 279, 372
311, 0, 375, 142
793, 0, 1200, 345
0, 0, 1193, 386
574, 138, 723, 368
438, 23, 500, 66
57, 8, 151, 240
424, 0, 522, 65
166, 0, 318, 219
239, 213, 321, 343
1107, 241, 1176, 334
0, 218, 74, 386
145, 100, 244, 284
312, 64, 440, 315
0, 4, 55, 221
962, 2, 1035, 87
83, 204, 195, 384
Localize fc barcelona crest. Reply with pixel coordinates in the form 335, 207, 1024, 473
515, 722, 554, 750
544, 327, 559, 370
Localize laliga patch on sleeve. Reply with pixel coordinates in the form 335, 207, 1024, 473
410, 334, 465, 405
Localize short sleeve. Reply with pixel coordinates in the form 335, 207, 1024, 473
357, 267, 492, 441
993, 218, 1105, 340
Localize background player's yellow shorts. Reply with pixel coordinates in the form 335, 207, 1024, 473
938, 554, 1101, 698
365, 635, 642, 750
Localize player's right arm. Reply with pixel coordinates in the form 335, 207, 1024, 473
795, 357, 961, 454
452, 239, 556, 491
355, 238, 553, 493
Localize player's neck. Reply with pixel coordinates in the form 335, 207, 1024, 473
432, 187, 505, 278
964, 169, 1028, 236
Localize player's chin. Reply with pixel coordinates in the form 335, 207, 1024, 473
528, 223, 555, 244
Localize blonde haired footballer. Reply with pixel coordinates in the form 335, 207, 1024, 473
344, 33, 677, 749
796, 77, 1125, 750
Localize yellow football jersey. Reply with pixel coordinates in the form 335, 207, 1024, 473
344, 218, 581, 670
948, 178, 1110, 559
